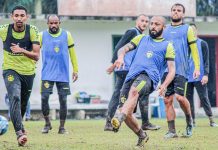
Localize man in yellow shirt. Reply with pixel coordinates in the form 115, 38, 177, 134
0, 5, 40, 146
40, 15, 78, 134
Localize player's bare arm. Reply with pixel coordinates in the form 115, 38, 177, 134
158, 61, 175, 96
115, 43, 135, 70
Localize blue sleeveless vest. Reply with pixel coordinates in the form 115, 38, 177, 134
41, 30, 70, 82
188, 39, 204, 82
115, 27, 140, 72
163, 24, 189, 78
125, 36, 169, 89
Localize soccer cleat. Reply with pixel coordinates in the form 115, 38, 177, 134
104, 121, 114, 131
141, 122, 161, 131
210, 122, 218, 127
16, 130, 27, 146
41, 124, 52, 134
182, 125, 193, 138
135, 133, 149, 148
58, 127, 68, 134
111, 117, 121, 132
164, 131, 178, 139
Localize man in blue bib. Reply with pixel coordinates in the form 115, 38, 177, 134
162, 3, 200, 138
105, 14, 160, 132
187, 23, 217, 127
111, 16, 175, 148
40, 15, 78, 134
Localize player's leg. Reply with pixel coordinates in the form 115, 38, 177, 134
111, 79, 132, 131
20, 74, 35, 120
104, 73, 126, 131
3, 70, 27, 146
174, 75, 192, 137
186, 82, 195, 126
41, 81, 54, 133
112, 73, 152, 148
124, 74, 152, 147
25, 101, 31, 121
195, 81, 217, 127
139, 95, 161, 130
162, 73, 177, 138
56, 82, 71, 134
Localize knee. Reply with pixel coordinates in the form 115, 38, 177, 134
164, 96, 173, 107
129, 87, 139, 98
175, 94, 184, 103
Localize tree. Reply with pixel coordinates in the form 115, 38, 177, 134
0, 0, 34, 14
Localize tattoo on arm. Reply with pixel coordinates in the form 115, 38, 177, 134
118, 43, 134, 56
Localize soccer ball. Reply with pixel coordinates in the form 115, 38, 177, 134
0, 115, 9, 135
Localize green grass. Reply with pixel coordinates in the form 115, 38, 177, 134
0, 118, 218, 150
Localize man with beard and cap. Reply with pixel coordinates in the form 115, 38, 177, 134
40, 14, 78, 134
0, 5, 40, 146
162, 3, 200, 138
104, 14, 160, 132
111, 16, 175, 148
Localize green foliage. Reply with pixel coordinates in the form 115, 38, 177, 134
0, 119, 218, 149
0, 0, 34, 13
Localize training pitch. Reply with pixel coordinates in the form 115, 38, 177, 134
0, 118, 217, 150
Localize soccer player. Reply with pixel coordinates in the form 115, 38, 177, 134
111, 16, 175, 148
40, 15, 78, 134
104, 14, 160, 131
162, 3, 200, 138
187, 23, 217, 127
0, 5, 40, 146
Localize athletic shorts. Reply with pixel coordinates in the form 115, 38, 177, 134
161, 73, 187, 96
119, 73, 153, 110
41, 80, 71, 95
3, 69, 35, 97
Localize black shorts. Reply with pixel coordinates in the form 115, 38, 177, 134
41, 80, 71, 95
3, 69, 35, 99
161, 73, 187, 96
119, 73, 153, 111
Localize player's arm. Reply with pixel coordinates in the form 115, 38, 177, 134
111, 29, 138, 63
187, 26, 200, 78
10, 25, 40, 61
107, 29, 138, 74
201, 40, 209, 75
158, 43, 175, 96
201, 40, 209, 85
115, 34, 144, 69
67, 31, 78, 82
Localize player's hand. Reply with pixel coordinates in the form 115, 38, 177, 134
114, 56, 124, 70
106, 64, 115, 74
157, 84, 166, 97
193, 70, 200, 80
72, 72, 78, 82
201, 75, 208, 85
10, 43, 24, 53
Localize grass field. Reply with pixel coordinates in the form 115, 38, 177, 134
0, 118, 218, 150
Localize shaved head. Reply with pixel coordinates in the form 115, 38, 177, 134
150, 16, 166, 26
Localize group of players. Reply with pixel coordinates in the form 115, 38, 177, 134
0, 3, 217, 148
0, 6, 78, 146
104, 3, 217, 148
